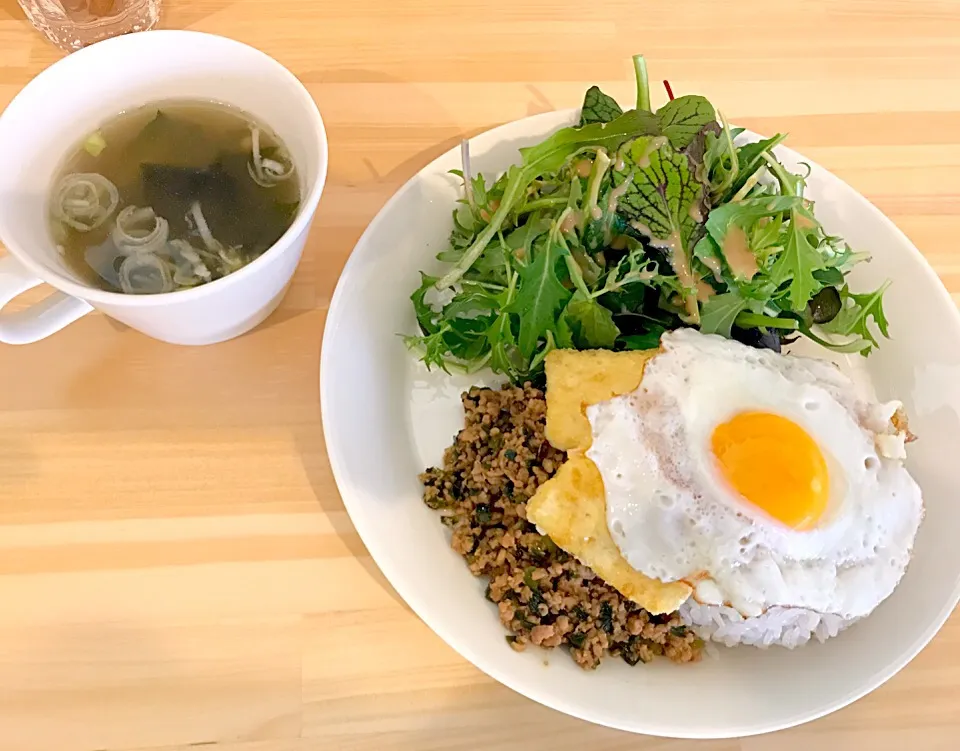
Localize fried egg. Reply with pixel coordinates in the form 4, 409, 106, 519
526, 348, 692, 614
588, 328, 923, 621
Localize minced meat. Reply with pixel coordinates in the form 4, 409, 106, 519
421, 383, 703, 669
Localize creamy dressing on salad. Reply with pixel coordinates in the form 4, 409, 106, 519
561, 211, 581, 234
721, 225, 758, 280
607, 178, 633, 214
634, 136, 668, 168
632, 221, 701, 323
697, 280, 716, 302
414, 57, 892, 382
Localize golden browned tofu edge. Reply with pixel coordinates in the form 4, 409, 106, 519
526, 453, 692, 614
544, 348, 656, 452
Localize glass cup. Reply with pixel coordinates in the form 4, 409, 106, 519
17, 0, 161, 52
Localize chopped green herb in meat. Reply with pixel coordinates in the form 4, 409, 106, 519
420, 384, 703, 669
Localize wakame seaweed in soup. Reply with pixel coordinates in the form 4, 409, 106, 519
49, 100, 301, 294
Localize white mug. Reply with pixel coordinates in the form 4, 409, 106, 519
0, 30, 327, 345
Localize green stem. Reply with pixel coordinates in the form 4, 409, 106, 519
552, 231, 591, 300
551, 207, 573, 245
633, 55, 651, 112
593, 259, 658, 299
583, 149, 612, 220
799, 323, 871, 353
710, 111, 739, 200
505, 264, 517, 301
735, 312, 799, 330
437, 166, 529, 290
516, 196, 569, 215
464, 350, 493, 374
460, 140, 475, 210
729, 165, 766, 202
565, 254, 592, 300
762, 153, 802, 197
462, 279, 506, 292
529, 331, 557, 373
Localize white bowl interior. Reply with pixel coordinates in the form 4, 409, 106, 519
321, 110, 960, 738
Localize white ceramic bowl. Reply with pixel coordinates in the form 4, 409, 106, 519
0, 31, 327, 345
320, 109, 960, 738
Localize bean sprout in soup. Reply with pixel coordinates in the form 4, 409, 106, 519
49, 100, 300, 295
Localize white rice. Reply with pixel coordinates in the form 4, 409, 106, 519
680, 600, 858, 649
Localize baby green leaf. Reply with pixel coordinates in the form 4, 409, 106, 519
508, 242, 571, 358
614, 137, 703, 242
442, 315, 496, 362
693, 233, 723, 271
769, 211, 827, 311
411, 273, 441, 335
438, 110, 660, 291
680, 120, 720, 169
405, 326, 454, 373
442, 284, 499, 319
519, 108, 660, 176
487, 310, 518, 374
723, 133, 788, 200
485, 272, 521, 375
580, 86, 624, 126
751, 211, 786, 256
563, 295, 620, 349
697, 195, 801, 282
619, 327, 665, 350
699, 292, 747, 337
703, 195, 802, 248
505, 216, 551, 261
656, 95, 717, 150
763, 153, 806, 197
470, 174, 489, 209
437, 165, 525, 290
612, 137, 705, 305
813, 267, 845, 286
554, 312, 574, 349
819, 281, 891, 353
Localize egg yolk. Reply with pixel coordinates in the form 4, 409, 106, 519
710, 411, 829, 529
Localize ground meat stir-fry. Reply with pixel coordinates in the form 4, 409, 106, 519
421, 384, 703, 669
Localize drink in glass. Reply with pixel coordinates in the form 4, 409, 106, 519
17, 0, 161, 52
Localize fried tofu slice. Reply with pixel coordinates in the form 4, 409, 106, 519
544, 348, 655, 451
530, 347, 693, 614
527, 453, 691, 614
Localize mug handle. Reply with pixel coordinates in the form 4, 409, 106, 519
0, 254, 94, 344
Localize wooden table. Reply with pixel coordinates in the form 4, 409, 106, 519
1, 1, 959, 749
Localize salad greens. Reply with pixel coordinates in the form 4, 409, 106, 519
408, 56, 890, 383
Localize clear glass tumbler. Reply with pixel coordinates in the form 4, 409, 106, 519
17, 0, 161, 52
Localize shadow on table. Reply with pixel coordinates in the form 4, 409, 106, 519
289, 66, 570, 596
293, 69, 567, 615
293, 414, 410, 612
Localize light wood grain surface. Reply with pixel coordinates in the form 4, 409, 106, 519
1, 0, 959, 749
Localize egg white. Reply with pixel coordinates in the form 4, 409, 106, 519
586, 329, 923, 620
